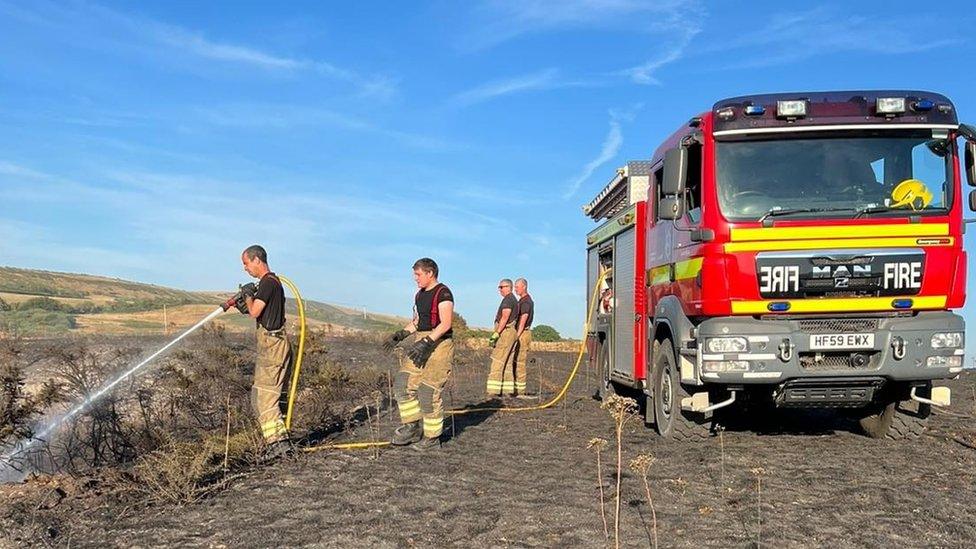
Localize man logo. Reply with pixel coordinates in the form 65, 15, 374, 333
834, 277, 850, 288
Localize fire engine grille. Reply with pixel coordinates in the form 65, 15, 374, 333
799, 351, 880, 372
797, 318, 879, 334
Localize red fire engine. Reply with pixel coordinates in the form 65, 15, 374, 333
584, 91, 974, 440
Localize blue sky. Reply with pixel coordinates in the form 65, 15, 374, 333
1, 0, 975, 348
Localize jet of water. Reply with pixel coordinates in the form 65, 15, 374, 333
1, 306, 226, 470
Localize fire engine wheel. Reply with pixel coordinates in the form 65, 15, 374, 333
652, 340, 710, 441
858, 394, 930, 440
596, 339, 615, 400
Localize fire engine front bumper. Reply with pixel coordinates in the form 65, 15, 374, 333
693, 311, 966, 384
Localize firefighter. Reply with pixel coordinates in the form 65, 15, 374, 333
512, 278, 535, 397
485, 278, 519, 396
239, 245, 292, 455
383, 258, 455, 450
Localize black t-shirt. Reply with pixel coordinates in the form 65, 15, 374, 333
254, 273, 286, 331
415, 283, 454, 337
516, 294, 534, 328
495, 294, 517, 324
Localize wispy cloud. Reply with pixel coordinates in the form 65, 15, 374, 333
451, 68, 600, 106
563, 113, 624, 200
0, 1, 396, 99
457, 0, 704, 90
153, 27, 308, 71
620, 14, 701, 85
704, 8, 963, 69
194, 103, 459, 151
462, 0, 696, 51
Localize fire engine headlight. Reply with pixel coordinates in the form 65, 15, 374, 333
926, 355, 963, 368
703, 360, 749, 373
706, 337, 748, 353
930, 332, 963, 349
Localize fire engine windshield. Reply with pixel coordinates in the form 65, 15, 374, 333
715, 131, 952, 221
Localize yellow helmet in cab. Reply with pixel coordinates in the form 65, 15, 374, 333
890, 179, 933, 210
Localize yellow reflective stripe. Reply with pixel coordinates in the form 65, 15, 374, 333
674, 257, 703, 280
647, 258, 703, 287
724, 237, 953, 253
730, 223, 949, 242
423, 417, 443, 424
399, 399, 420, 409
648, 266, 670, 286
731, 295, 947, 314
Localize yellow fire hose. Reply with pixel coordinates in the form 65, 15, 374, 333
304, 270, 608, 453
278, 275, 307, 432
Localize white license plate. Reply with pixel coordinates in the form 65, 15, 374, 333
809, 333, 875, 350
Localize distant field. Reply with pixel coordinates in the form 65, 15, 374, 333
0, 266, 406, 336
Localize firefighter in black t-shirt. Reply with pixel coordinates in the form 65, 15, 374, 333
512, 278, 535, 397
383, 257, 455, 450
239, 245, 292, 453
486, 278, 519, 396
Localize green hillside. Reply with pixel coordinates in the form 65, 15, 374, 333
0, 266, 404, 336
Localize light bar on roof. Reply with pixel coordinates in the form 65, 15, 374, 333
776, 100, 807, 119
876, 97, 906, 115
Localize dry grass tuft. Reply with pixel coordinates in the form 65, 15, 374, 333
587, 437, 610, 540
629, 453, 659, 549
601, 394, 638, 549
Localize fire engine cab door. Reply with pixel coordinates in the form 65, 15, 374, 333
612, 228, 636, 379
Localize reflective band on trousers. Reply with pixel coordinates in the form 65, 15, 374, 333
423, 417, 443, 437
261, 419, 287, 439
399, 398, 421, 421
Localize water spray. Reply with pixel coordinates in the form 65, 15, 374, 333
1, 276, 307, 474
0, 306, 226, 470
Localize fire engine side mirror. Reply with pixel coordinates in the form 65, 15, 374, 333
965, 140, 975, 187
969, 189, 976, 212
659, 195, 685, 220
662, 147, 687, 196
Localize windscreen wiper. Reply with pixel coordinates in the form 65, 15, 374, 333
757, 206, 856, 224
852, 205, 893, 219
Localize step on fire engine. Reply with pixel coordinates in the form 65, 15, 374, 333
584, 91, 975, 440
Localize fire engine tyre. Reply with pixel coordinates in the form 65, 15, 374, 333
858, 397, 930, 440
652, 341, 710, 441
596, 339, 615, 400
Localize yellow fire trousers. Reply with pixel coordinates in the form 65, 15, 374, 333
513, 330, 533, 394
486, 323, 518, 395
253, 326, 291, 443
394, 332, 454, 439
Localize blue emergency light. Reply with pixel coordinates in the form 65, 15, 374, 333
913, 99, 935, 112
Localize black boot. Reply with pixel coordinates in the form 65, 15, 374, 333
412, 436, 442, 451
391, 421, 422, 446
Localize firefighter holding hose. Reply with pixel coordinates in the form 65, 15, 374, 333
225, 244, 292, 457
383, 258, 455, 450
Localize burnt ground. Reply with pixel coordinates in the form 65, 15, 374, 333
5, 338, 976, 548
